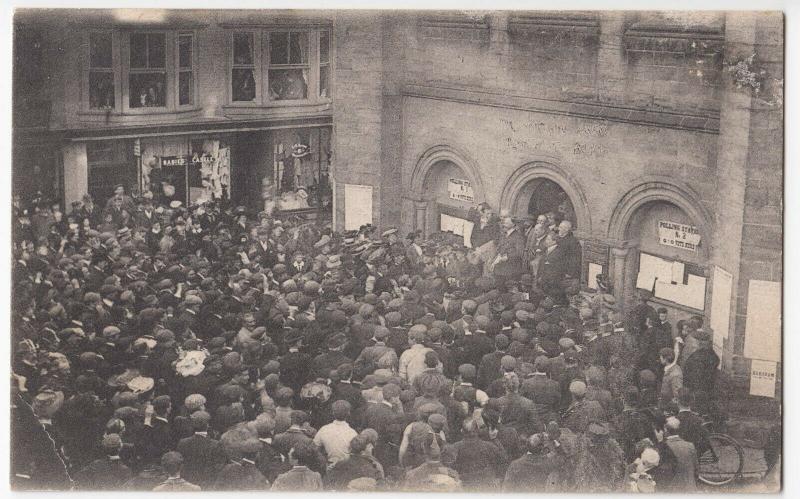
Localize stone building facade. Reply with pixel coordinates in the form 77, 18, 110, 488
12, 10, 783, 389
331, 11, 783, 389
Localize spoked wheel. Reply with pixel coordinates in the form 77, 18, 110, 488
698, 433, 745, 486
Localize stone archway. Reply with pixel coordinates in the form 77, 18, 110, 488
606, 177, 715, 311
607, 177, 714, 244
408, 145, 485, 236
499, 160, 592, 237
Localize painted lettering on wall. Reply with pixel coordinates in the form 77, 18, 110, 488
501, 118, 609, 156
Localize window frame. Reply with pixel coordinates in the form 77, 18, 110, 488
318, 29, 331, 99
83, 30, 122, 112
227, 27, 331, 107
83, 29, 200, 115
121, 30, 173, 113
175, 31, 198, 109
229, 30, 262, 105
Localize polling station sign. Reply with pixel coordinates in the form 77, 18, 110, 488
658, 220, 701, 251
448, 178, 474, 202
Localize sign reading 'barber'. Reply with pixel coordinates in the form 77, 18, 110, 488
448, 178, 474, 202
161, 156, 188, 167
658, 220, 701, 251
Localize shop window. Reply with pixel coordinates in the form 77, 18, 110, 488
89, 32, 115, 109
129, 33, 167, 108
87, 140, 135, 206
228, 28, 331, 106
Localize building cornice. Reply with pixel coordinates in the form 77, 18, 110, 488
401, 83, 720, 134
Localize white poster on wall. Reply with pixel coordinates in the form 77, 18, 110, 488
749, 359, 778, 398
710, 266, 733, 350
658, 220, 701, 251
344, 184, 373, 231
448, 178, 474, 202
440, 214, 474, 248
743, 280, 782, 363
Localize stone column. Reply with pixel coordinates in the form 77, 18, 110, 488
610, 246, 630, 308
714, 13, 757, 365
414, 200, 428, 236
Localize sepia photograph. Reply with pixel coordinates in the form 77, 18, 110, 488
7, 3, 786, 494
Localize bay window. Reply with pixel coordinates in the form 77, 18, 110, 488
229, 28, 331, 106
128, 32, 167, 108
84, 30, 197, 113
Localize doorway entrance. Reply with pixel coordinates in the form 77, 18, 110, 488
525, 178, 577, 226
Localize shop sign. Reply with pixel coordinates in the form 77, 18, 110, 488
657, 220, 701, 251
448, 178, 474, 202
161, 156, 188, 167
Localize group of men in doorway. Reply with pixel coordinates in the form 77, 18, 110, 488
467, 202, 582, 305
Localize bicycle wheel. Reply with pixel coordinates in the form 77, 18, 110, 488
697, 433, 745, 486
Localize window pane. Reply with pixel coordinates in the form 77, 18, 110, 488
320, 31, 329, 64
179, 71, 193, 106
89, 71, 115, 109
319, 65, 329, 98
148, 33, 166, 68
232, 68, 256, 101
90, 33, 113, 68
130, 33, 147, 68
269, 32, 289, 65
289, 32, 308, 64
268, 68, 307, 100
129, 72, 166, 107
178, 35, 192, 69
233, 33, 254, 65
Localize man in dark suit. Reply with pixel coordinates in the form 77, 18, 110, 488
537, 232, 568, 304
142, 395, 176, 466
556, 220, 582, 280
176, 411, 227, 489
477, 334, 510, 390
682, 330, 720, 397
493, 213, 526, 289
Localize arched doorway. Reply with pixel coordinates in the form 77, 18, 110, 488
409, 145, 485, 244
608, 179, 713, 322
499, 161, 591, 236
523, 178, 577, 227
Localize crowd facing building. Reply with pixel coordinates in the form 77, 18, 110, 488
13, 182, 767, 491
11, 8, 783, 492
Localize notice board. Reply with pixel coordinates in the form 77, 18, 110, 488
743, 280, 781, 363
636, 251, 706, 310
344, 184, 373, 231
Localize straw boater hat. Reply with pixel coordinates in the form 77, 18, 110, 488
326, 254, 342, 269
175, 350, 208, 377
314, 235, 332, 249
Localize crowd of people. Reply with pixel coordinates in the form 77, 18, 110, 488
12, 185, 727, 492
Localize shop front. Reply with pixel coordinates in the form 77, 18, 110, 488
68, 122, 333, 220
